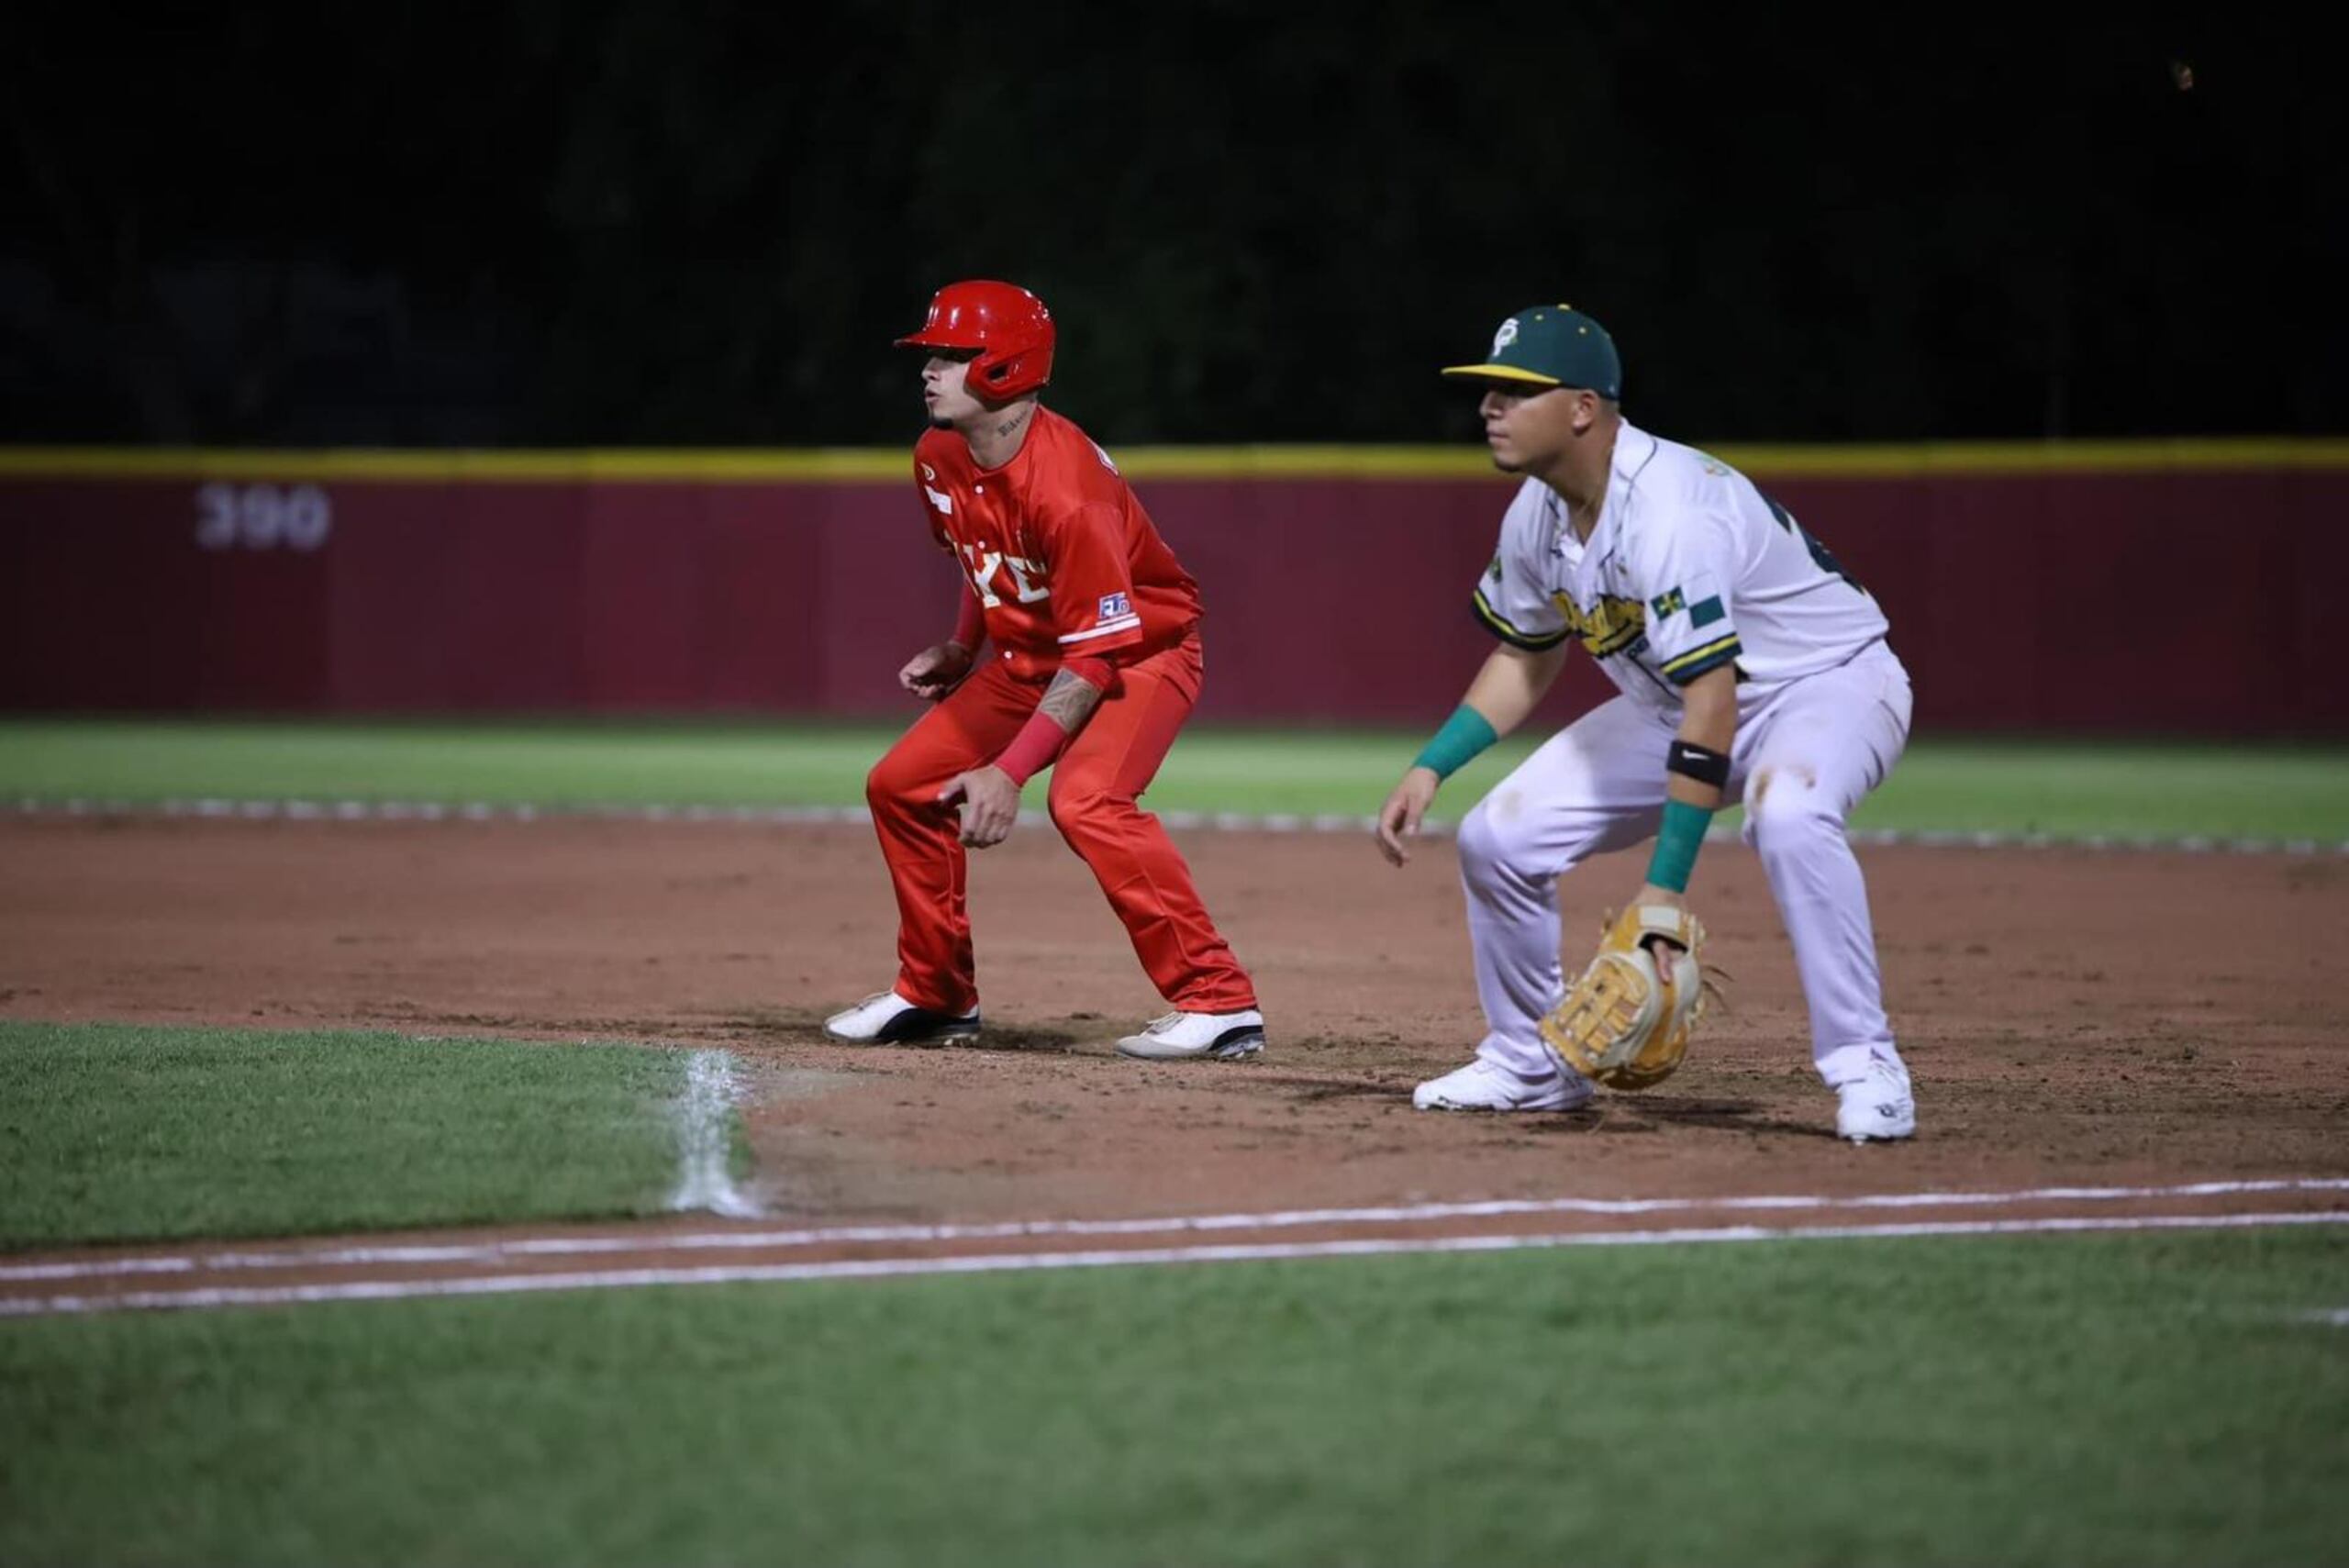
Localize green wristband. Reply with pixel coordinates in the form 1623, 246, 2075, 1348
1412, 705, 1498, 780
1644, 798, 1717, 894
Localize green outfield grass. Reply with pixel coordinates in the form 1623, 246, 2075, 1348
3, 718, 2345, 840
4, 1227, 2343, 1567
0, 1023, 732, 1247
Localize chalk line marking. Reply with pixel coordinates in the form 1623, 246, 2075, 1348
4, 1210, 2343, 1318
6, 1177, 2343, 1284
669, 1051, 758, 1219
11, 797, 2343, 856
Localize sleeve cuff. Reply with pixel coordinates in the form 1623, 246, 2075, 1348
1661, 633, 1742, 684
1472, 587, 1568, 651
1057, 616, 1143, 647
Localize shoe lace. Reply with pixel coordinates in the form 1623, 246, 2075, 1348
1147, 1012, 1183, 1033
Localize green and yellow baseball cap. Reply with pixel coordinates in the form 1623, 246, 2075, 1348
1442, 305, 1622, 400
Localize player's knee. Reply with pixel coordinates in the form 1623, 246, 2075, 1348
1455, 801, 1511, 885
1746, 773, 1842, 856
864, 751, 922, 812
1045, 778, 1115, 838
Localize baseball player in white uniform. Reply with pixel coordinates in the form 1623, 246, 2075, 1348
1375, 305, 1918, 1141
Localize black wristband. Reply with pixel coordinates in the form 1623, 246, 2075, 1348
1666, 740, 1731, 788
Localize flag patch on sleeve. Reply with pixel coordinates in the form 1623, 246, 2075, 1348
1098, 591, 1130, 619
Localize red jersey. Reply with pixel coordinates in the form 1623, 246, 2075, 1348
913, 407, 1202, 682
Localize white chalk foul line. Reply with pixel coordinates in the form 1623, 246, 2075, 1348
6, 1177, 2343, 1284
669, 1051, 758, 1219
4, 1210, 2343, 1318
12, 797, 2345, 856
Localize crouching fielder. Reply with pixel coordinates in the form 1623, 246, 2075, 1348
1375, 305, 1916, 1142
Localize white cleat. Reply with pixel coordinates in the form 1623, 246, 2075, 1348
1412, 1058, 1595, 1113
1115, 1008, 1267, 1061
1835, 1055, 1917, 1143
823, 990, 981, 1045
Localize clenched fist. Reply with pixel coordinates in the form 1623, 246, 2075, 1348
900, 641, 975, 701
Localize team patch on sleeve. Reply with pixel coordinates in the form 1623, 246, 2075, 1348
1642, 562, 1734, 682
1060, 593, 1143, 647
1651, 587, 1723, 626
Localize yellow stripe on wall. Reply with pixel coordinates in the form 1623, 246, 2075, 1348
1, 438, 2345, 484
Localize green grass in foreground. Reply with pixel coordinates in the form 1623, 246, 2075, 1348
0, 1023, 714, 1247
2, 1228, 2343, 1567
2, 718, 2345, 839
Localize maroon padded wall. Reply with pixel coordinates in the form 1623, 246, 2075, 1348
3, 462, 2342, 734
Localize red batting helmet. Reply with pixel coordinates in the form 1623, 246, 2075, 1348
896, 280, 1055, 402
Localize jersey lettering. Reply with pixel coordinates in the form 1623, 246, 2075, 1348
999, 554, 1050, 604
1551, 590, 1648, 658
960, 544, 1052, 607
963, 547, 1001, 607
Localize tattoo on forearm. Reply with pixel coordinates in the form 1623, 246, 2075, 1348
1039, 668, 1104, 731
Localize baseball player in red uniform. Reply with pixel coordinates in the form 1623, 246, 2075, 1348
824, 280, 1266, 1060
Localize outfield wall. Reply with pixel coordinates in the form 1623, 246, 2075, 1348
3, 444, 2343, 733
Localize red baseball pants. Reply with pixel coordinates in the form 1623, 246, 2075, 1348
863, 633, 1258, 1017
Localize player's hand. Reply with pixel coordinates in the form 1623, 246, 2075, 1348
900, 641, 974, 702
1375, 767, 1441, 866
1629, 882, 1689, 960
937, 765, 1020, 849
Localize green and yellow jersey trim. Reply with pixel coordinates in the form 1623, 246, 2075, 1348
1661, 634, 1743, 684
1472, 587, 1569, 651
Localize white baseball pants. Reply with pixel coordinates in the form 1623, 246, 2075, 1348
1454, 643, 1913, 1089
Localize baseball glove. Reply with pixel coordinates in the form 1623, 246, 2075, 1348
1539, 903, 1708, 1091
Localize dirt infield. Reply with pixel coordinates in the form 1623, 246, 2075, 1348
3, 815, 2344, 1303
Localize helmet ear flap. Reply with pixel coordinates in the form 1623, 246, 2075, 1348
972, 344, 1048, 402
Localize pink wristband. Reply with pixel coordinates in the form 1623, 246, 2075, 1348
992, 662, 1109, 786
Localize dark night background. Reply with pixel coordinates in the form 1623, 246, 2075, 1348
2, 4, 2336, 449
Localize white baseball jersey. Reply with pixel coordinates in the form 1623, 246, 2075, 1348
1470, 422, 1888, 714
